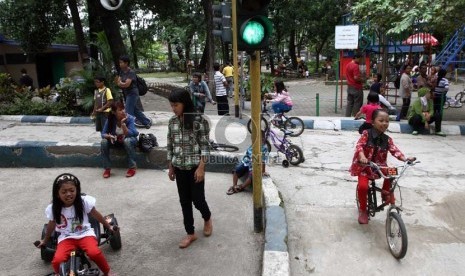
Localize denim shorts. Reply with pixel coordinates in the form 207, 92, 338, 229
234, 163, 251, 178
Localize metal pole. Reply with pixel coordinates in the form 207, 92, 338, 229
316, 93, 320, 116
251, 50, 263, 233
232, 0, 240, 117
335, 54, 339, 113
340, 50, 344, 110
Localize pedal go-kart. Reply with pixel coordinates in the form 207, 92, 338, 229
35, 213, 121, 276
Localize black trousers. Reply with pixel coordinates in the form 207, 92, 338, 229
400, 97, 411, 119
216, 95, 230, 115
174, 167, 211, 235
433, 94, 446, 132
408, 114, 437, 132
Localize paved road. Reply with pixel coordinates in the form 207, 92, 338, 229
142, 77, 465, 122
267, 129, 465, 275
1, 169, 263, 276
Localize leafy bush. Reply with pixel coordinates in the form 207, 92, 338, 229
245, 74, 276, 101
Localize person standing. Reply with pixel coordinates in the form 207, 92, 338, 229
116, 55, 152, 129
214, 62, 230, 115
167, 88, 212, 249
432, 69, 449, 137
345, 53, 365, 117
399, 65, 413, 120
19, 68, 34, 90
222, 61, 234, 98
189, 72, 216, 114
91, 76, 113, 132
415, 64, 431, 90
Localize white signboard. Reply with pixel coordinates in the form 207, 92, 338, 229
335, 25, 359, 49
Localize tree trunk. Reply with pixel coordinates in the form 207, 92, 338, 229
100, 9, 127, 70
67, 0, 88, 63
201, 0, 214, 93
87, 0, 101, 61
288, 29, 297, 69
167, 42, 174, 70
126, 20, 139, 69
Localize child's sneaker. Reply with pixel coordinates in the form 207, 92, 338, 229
126, 168, 136, 177
412, 131, 418, 135
435, 131, 446, 137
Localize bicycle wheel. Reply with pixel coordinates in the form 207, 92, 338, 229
455, 91, 465, 103
247, 117, 269, 134
284, 117, 305, 137
385, 212, 408, 259
213, 143, 239, 152
287, 144, 304, 165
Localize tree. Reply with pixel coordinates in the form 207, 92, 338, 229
0, 0, 69, 55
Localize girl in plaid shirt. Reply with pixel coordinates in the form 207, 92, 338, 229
167, 88, 212, 248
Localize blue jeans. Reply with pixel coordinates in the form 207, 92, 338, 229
125, 92, 150, 126
272, 102, 292, 114
101, 137, 138, 169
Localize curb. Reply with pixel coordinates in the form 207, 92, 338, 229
0, 141, 238, 173
262, 177, 289, 276
3, 115, 465, 135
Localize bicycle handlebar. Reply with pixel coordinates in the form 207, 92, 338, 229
368, 158, 419, 180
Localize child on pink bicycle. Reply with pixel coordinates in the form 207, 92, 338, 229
265, 80, 293, 123
350, 109, 415, 224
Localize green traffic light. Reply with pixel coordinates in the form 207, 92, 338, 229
241, 20, 265, 45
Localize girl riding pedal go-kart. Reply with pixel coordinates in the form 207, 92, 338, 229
34, 173, 120, 276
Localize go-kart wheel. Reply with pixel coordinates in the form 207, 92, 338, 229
109, 217, 122, 250
282, 160, 290, 167
41, 224, 55, 262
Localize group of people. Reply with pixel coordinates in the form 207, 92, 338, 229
345, 53, 449, 137
91, 55, 153, 179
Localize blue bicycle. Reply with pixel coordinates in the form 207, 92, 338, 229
265, 128, 304, 167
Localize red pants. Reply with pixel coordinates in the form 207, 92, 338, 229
357, 175, 393, 211
52, 236, 110, 274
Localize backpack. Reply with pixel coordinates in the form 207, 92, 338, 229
138, 133, 158, 152
136, 75, 148, 96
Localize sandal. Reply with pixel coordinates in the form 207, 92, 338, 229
226, 185, 244, 195
226, 186, 237, 195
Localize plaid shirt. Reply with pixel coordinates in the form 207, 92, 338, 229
167, 115, 210, 170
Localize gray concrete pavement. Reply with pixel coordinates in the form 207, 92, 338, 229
267, 129, 465, 275
2, 168, 263, 276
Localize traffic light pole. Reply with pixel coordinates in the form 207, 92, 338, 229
232, 0, 239, 118
250, 50, 264, 233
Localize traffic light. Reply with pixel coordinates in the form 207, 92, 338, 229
212, 2, 232, 43
237, 0, 273, 52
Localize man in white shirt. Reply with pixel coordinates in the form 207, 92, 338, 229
214, 62, 230, 115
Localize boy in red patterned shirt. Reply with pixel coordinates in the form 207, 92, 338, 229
350, 109, 415, 224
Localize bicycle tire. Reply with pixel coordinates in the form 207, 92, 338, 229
284, 117, 305, 137
287, 144, 304, 165
385, 212, 408, 259
455, 91, 465, 103
213, 143, 239, 152
247, 117, 269, 134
